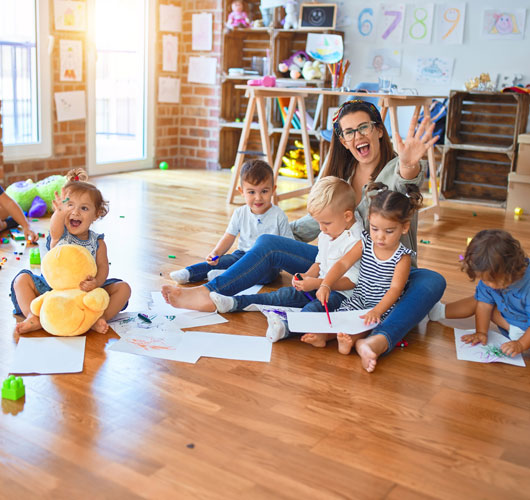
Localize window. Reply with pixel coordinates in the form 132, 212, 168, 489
0, 0, 51, 161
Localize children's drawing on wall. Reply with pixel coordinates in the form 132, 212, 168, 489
366, 48, 402, 76
59, 40, 82, 82
192, 12, 213, 51
454, 329, 526, 367
404, 3, 434, 44
54, 0, 86, 32
305, 33, 343, 64
162, 34, 178, 72
482, 9, 526, 40
436, 3, 466, 44
415, 57, 453, 83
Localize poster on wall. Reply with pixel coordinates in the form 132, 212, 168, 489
436, 4, 466, 44
159, 4, 182, 32
305, 33, 343, 63
192, 13, 213, 51
59, 39, 82, 82
415, 57, 454, 83
377, 4, 405, 43
162, 34, 178, 72
187, 56, 217, 85
365, 48, 402, 76
482, 9, 526, 40
54, 0, 86, 31
158, 77, 180, 103
350, 5, 376, 41
404, 3, 434, 44
54, 90, 86, 122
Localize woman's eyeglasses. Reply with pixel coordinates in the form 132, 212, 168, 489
340, 121, 376, 141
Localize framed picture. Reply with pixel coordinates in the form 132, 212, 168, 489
299, 3, 337, 30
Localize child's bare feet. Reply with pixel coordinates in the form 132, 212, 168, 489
160, 284, 216, 312
91, 317, 109, 334
355, 338, 379, 372
300, 333, 334, 347
337, 333, 354, 355
15, 313, 42, 334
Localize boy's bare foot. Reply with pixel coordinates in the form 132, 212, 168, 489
15, 313, 42, 334
355, 338, 379, 372
160, 285, 216, 312
337, 333, 354, 355
300, 333, 334, 347
92, 317, 109, 334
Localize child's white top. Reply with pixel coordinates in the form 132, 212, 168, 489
226, 205, 293, 252
49, 227, 103, 258
315, 216, 363, 298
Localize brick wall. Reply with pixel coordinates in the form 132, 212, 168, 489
1, 0, 223, 186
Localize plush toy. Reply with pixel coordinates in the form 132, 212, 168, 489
283, 1, 298, 29
280, 140, 320, 179
302, 60, 325, 81
30, 244, 110, 336
6, 175, 67, 217
226, 0, 250, 29
278, 51, 310, 80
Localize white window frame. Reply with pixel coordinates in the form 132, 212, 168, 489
3, 0, 52, 162
86, 0, 155, 176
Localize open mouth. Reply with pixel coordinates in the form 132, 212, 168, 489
356, 142, 370, 157
69, 219, 82, 228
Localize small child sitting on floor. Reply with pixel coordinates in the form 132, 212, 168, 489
170, 159, 293, 285
0, 184, 37, 242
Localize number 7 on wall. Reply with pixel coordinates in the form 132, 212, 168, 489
379, 4, 405, 43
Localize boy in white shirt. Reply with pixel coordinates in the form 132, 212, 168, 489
170, 160, 293, 284
210, 176, 362, 342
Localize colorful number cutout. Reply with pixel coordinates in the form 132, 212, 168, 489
409, 8, 428, 40
442, 8, 461, 40
358, 8, 374, 37
382, 10, 403, 40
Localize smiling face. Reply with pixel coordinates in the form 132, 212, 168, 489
338, 111, 383, 169
238, 179, 275, 215
63, 190, 99, 239
368, 213, 409, 252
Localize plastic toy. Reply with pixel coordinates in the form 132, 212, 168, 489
278, 51, 310, 80
280, 140, 320, 179
159, 161, 169, 170
514, 207, 523, 220
464, 73, 495, 92
283, 0, 298, 29
5, 175, 67, 216
2, 375, 25, 401
29, 247, 41, 265
248, 75, 276, 87
226, 0, 250, 29
30, 244, 110, 336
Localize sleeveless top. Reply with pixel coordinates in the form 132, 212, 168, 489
47, 227, 104, 258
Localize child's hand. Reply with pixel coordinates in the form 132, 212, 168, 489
295, 276, 319, 292
23, 227, 38, 243
461, 332, 488, 346
80, 276, 97, 292
52, 187, 68, 212
316, 285, 330, 306
360, 309, 381, 326
501, 340, 525, 357
206, 252, 219, 265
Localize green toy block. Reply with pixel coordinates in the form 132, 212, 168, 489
12, 233, 25, 241
29, 247, 41, 265
2, 375, 25, 401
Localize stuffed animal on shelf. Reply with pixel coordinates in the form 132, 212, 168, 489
280, 140, 320, 179
226, 0, 250, 29
283, 0, 298, 30
6, 175, 67, 218
302, 60, 325, 81
30, 244, 110, 336
278, 51, 310, 80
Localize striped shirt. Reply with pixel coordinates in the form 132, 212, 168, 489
339, 230, 414, 320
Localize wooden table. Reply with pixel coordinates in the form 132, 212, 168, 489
228, 86, 446, 220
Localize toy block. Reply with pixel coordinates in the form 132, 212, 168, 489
2, 375, 25, 401
29, 247, 41, 265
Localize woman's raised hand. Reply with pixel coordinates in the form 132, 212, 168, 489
395, 110, 439, 170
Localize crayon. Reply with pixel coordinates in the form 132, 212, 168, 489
211, 255, 219, 261
293, 273, 314, 302
137, 313, 152, 324
324, 301, 332, 326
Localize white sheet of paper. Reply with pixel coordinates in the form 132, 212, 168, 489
454, 329, 525, 367
158, 76, 180, 103
244, 304, 302, 318
187, 56, 217, 85
54, 0, 86, 31
54, 90, 86, 122
436, 4, 466, 44
192, 13, 213, 51
235, 285, 263, 296
60, 39, 82, 82
184, 331, 272, 362
287, 310, 376, 334
159, 4, 182, 32
162, 35, 178, 72
11, 337, 86, 374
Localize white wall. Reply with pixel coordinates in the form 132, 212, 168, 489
333, 0, 530, 96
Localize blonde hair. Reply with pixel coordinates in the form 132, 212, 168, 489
307, 176, 356, 216
63, 168, 109, 219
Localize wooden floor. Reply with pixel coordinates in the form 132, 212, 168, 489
1, 169, 530, 499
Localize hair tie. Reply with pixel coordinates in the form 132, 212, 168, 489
377, 188, 384, 193
405, 192, 410, 198
74, 175, 79, 181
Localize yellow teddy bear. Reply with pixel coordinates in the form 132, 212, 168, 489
30, 244, 110, 336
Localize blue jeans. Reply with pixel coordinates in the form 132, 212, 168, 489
205, 234, 318, 295
204, 235, 446, 352
369, 267, 446, 354
233, 286, 345, 337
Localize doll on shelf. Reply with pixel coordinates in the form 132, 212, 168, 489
227, 0, 251, 29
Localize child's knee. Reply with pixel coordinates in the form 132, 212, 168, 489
13, 272, 34, 291
115, 281, 131, 299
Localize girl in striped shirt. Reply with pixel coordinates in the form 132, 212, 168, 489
317, 183, 422, 364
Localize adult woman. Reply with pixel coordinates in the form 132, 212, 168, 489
162, 100, 446, 372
